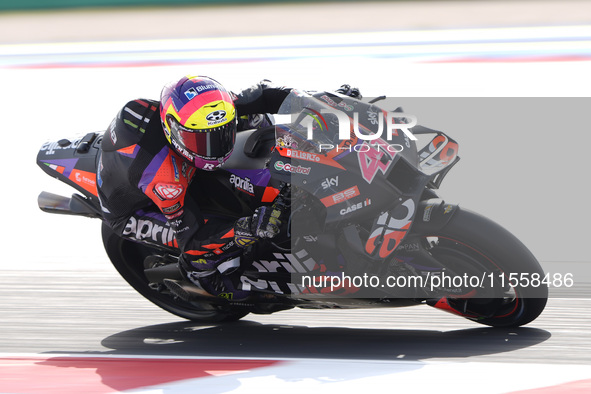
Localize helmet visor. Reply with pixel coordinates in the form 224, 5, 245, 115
169, 117, 236, 160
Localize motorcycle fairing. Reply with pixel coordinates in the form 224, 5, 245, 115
256, 93, 468, 298
35, 94, 462, 302
418, 133, 459, 174
37, 132, 102, 203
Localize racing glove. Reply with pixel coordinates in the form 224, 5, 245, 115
335, 84, 362, 99
234, 205, 284, 248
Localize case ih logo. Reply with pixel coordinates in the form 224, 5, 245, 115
320, 186, 360, 207
154, 183, 184, 200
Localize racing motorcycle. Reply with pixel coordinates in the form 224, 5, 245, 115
36, 90, 548, 327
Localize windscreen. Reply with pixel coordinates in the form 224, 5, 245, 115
275, 90, 342, 154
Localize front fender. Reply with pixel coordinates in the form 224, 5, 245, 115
410, 199, 459, 234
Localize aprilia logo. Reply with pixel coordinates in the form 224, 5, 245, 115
240, 250, 318, 295
123, 217, 176, 246
229, 174, 254, 195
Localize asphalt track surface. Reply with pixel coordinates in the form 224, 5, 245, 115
1, 1, 591, 392
0, 268, 589, 365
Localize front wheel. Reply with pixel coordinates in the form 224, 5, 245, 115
101, 223, 249, 323
415, 207, 547, 327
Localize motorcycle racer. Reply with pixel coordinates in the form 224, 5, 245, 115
97, 75, 359, 299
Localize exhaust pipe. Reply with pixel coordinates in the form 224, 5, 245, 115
163, 279, 215, 302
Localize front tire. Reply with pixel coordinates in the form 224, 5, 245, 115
101, 223, 248, 323
418, 208, 547, 327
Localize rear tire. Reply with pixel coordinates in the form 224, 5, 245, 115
420, 208, 547, 327
101, 223, 248, 323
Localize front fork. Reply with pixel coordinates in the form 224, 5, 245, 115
392, 199, 469, 305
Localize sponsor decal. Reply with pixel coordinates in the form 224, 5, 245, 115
171, 138, 195, 162
165, 209, 184, 220
97, 155, 103, 188
284, 148, 321, 163
367, 108, 380, 125
201, 163, 218, 170
154, 183, 184, 200
398, 242, 421, 252
240, 250, 317, 294
162, 202, 182, 214
320, 186, 360, 207
277, 135, 298, 149
365, 198, 415, 258
358, 141, 395, 184
187, 167, 196, 179
196, 240, 237, 259
419, 134, 458, 169
43, 162, 65, 174
240, 249, 360, 296
423, 204, 434, 222
184, 88, 198, 100
171, 157, 180, 182
321, 176, 339, 189
69, 169, 97, 196
181, 161, 195, 180
184, 84, 217, 100
123, 217, 176, 246
273, 161, 311, 175
74, 171, 94, 186
277, 146, 345, 169
109, 118, 117, 144
40, 139, 81, 156
339, 198, 372, 216
206, 110, 227, 126
320, 94, 354, 111
229, 174, 255, 195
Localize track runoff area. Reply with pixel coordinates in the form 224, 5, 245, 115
3, 25, 591, 68
2, 24, 591, 393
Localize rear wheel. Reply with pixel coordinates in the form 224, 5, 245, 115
418, 208, 547, 327
101, 223, 249, 323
